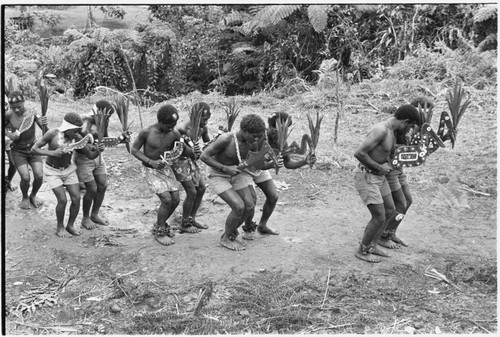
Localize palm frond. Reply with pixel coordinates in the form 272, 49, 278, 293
189, 103, 204, 142
113, 94, 131, 132
222, 99, 240, 132
307, 111, 324, 168
38, 73, 49, 135
93, 107, 111, 162
5, 77, 15, 97
445, 79, 471, 149
275, 115, 294, 174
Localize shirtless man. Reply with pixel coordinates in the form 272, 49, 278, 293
74, 100, 129, 229
4, 91, 47, 208
131, 104, 199, 246
383, 97, 435, 248
31, 113, 84, 237
353, 104, 422, 263
174, 102, 212, 230
242, 112, 316, 240
201, 114, 281, 251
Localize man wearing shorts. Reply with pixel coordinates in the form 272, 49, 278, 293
174, 102, 213, 230
75, 100, 122, 229
131, 104, 200, 246
382, 96, 436, 248
353, 104, 422, 263
32, 113, 84, 237
4, 91, 47, 209
242, 112, 316, 240
201, 114, 282, 251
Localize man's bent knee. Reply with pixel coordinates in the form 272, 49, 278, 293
266, 193, 279, 205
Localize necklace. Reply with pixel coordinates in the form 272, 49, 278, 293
234, 132, 242, 164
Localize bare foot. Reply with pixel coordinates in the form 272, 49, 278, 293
20, 198, 31, 209
82, 217, 98, 230
179, 219, 201, 234
220, 236, 245, 251
90, 214, 109, 226
190, 217, 208, 229
29, 195, 44, 208
390, 234, 408, 247
232, 231, 247, 246
372, 244, 391, 257
66, 225, 81, 236
355, 248, 382, 263
56, 227, 72, 238
378, 237, 401, 249
242, 231, 255, 240
155, 235, 175, 246
257, 224, 279, 235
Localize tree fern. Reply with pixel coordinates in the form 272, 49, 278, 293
307, 5, 329, 33
473, 4, 497, 23
252, 5, 302, 28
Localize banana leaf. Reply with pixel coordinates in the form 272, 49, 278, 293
445, 80, 471, 148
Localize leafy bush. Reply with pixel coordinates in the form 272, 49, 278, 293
386, 42, 496, 88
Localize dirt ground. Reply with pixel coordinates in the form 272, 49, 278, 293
3, 89, 497, 334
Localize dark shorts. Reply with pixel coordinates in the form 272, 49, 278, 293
11, 143, 43, 168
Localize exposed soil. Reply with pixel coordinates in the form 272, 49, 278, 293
3, 88, 497, 334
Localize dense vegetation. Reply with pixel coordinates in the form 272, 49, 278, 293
4, 4, 497, 101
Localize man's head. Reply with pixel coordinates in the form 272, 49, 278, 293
240, 114, 266, 144
157, 104, 179, 132
8, 91, 25, 114
394, 104, 422, 127
60, 112, 83, 139
92, 100, 115, 117
268, 112, 292, 129
191, 102, 211, 126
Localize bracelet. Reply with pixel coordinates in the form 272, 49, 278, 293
147, 159, 152, 166
218, 165, 224, 172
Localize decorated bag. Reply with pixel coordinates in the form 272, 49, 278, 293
391, 123, 445, 169
64, 134, 94, 152
15, 112, 37, 135
160, 141, 184, 165
237, 141, 278, 177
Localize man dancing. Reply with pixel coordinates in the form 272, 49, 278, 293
382, 97, 435, 248
4, 91, 47, 208
242, 112, 316, 240
131, 104, 199, 246
353, 104, 422, 263
32, 113, 84, 237
74, 100, 130, 229
174, 102, 212, 230
200, 114, 282, 251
